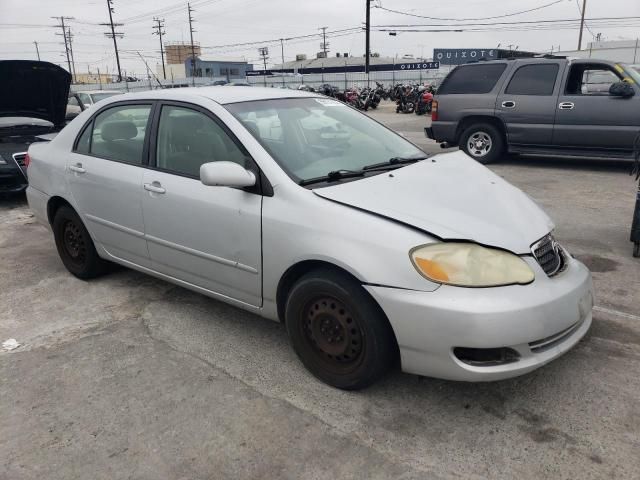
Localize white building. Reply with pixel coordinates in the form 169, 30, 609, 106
558, 39, 640, 65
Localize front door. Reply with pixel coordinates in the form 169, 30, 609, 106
67, 103, 153, 267
142, 103, 262, 306
495, 61, 563, 146
553, 62, 639, 152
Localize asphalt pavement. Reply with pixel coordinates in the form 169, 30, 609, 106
1, 102, 639, 479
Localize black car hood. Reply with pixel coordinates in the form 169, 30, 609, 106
0, 61, 71, 127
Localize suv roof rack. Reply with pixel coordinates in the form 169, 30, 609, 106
534, 54, 567, 59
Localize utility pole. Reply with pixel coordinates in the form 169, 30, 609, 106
34, 41, 40, 61
101, 0, 123, 82
258, 47, 269, 87
365, 0, 371, 85
67, 27, 77, 83
577, 0, 587, 50
187, 3, 197, 87
52, 16, 73, 77
153, 17, 166, 80
280, 38, 285, 87
319, 26, 329, 56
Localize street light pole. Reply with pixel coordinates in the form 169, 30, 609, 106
280, 38, 285, 87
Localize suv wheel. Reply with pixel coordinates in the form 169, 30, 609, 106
285, 268, 397, 390
460, 123, 504, 164
53, 206, 108, 279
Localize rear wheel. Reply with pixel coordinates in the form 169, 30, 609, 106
285, 269, 397, 390
459, 122, 505, 164
53, 206, 108, 279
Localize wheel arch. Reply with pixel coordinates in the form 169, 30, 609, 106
276, 259, 400, 363
47, 196, 74, 225
455, 115, 506, 144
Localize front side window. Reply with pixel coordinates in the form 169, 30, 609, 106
226, 97, 424, 183
565, 64, 624, 95
155, 105, 248, 178
89, 105, 151, 164
438, 64, 507, 94
505, 64, 559, 95
68, 96, 79, 107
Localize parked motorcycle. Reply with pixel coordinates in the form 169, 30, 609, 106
415, 86, 434, 115
396, 84, 416, 114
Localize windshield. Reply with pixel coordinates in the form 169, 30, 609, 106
225, 97, 424, 182
90, 92, 121, 103
621, 64, 640, 85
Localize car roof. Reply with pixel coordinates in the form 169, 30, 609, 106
74, 90, 122, 94
106, 86, 318, 105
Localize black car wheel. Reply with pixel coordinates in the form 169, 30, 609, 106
285, 268, 397, 390
53, 206, 107, 279
460, 123, 505, 164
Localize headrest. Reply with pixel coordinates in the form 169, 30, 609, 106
101, 121, 138, 141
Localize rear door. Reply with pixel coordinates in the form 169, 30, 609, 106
553, 62, 639, 152
495, 61, 564, 146
67, 102, 153, 267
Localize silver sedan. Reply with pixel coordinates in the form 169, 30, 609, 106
26, 87, 593, 389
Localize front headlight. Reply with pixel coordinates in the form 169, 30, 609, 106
410, 243, 535, 287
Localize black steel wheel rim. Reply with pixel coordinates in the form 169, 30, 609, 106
301, 296, 365, 370
62, 220, 87, 264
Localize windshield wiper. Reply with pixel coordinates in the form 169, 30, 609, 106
299, 169, 366, 186
362, 155, 429, 171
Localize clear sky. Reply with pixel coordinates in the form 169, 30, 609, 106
1, 0, 639, 77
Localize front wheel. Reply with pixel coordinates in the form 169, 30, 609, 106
459, 123, 505, 164
53, 206, 108, 279
634, 242, 640, 258
285, 269, 397, 390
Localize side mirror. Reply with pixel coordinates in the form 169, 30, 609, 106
609, 81, 635, 98
200, 161, 256, 188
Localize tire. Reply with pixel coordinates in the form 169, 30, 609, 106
634, 242, 640, 258
285, 268, 397, 390
52, 206, 108, 279
459, 122, 505, 164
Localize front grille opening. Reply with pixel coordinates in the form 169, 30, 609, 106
453, 347, 520, 366
531, 234, 566, 277
529, 321, 580, 353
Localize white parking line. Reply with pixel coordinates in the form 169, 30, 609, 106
594, 305, 640, 321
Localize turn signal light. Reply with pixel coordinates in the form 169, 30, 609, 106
24, 153, 30, 168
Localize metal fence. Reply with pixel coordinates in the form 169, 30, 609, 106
70, 68, 456, 93
246, 68, 455, 89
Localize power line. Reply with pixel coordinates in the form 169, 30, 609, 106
374, 0, 565, 22
101, 0, 123, 82
152, 17, 166, 80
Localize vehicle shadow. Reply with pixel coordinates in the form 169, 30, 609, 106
0, 192, 27, 207
501, 154, 632, 173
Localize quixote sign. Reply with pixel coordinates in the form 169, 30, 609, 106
433, 48, 498, 65
397, 61, 439, 70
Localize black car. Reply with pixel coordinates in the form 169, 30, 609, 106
0, 60, 71, 194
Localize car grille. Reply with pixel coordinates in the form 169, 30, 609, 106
531, 234, 565, 277
12, 152, 27, 167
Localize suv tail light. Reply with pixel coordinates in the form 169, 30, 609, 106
24, 153, 31, 168
431, 100, 438, 121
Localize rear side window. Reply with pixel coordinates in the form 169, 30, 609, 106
89, 105, 152, 165
505, 64, 559, 95
438, 64, 507, 94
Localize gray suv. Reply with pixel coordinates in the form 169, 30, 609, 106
426, 57, 640, 163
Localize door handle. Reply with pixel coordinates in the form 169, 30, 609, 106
559, 102, 575, 110
69, 163, 86, 174
144, 182, 166, 194
501, 100, 516, 108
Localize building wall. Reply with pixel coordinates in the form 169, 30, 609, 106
165, 42, 202, 65
184, 58, 253, 78
558, 39, 640, 64
156, 63, 186, 81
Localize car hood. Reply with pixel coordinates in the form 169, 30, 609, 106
0, 60, 71, 127
312, 151, 554, 254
